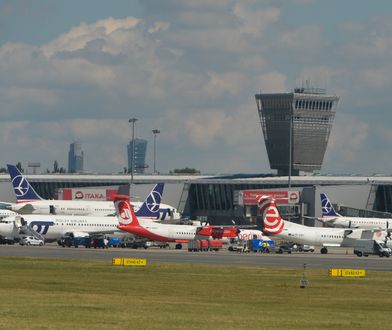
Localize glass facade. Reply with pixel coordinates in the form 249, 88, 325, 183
22, 178, 392, 225
68, 142, 84, 173
127, 139, 148, 174
255, 88, 339, 175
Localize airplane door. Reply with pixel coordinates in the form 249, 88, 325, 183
49, 205, 56, 214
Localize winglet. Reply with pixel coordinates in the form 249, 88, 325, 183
7, 164, 43, 202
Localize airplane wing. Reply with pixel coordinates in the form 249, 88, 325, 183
14, 203, 36, 214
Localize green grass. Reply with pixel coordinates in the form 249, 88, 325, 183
0, 257, 391, 329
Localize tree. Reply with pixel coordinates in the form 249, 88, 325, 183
16, 162, 23, 173
171, 167, 200, 175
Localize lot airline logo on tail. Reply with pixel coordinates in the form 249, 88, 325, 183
146, 190, 161, 213
12, 175, 29, 197
258, 195, 284, 235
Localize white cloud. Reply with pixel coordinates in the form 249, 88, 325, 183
325, 114, 369, 165
2, 3, 392, 174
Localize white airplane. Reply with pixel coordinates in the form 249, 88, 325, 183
0, 186, 173, 242
6, 164, 180, 220
0, 213, 119, 242
319, 193, 392, 229
258, 195, 387, 254
114, 194, 235, 248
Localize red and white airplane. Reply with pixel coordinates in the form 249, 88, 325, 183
114, 194, 238, 247
258, 195, 388, 254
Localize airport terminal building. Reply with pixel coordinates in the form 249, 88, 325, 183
1, 173, 392, 225
1, 86, 389, 225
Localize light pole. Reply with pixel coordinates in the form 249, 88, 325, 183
152, 129, 160, 174
288, 110, 293, 189
129, 117, 138, 185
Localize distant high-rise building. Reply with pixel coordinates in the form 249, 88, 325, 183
127, 138, 148, 174
255, 85, 339, 175
68, 142, 84, 173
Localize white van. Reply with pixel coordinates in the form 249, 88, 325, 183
354, 239, 391, 257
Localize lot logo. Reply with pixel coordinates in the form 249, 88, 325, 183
30, 221, 55, 235
12, 175, 30, 197
146, 191, 162, 213
321, 197, 333, 215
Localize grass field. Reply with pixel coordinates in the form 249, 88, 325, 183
0, 257, 391, 329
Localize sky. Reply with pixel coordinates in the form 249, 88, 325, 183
1, 0, 392, 175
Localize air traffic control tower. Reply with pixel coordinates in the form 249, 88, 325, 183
255, 86, 339, 176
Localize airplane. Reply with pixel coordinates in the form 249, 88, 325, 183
0, 185, 175, 242
320, 193, 392, 229
258, 195, 388, 254
114, 194, 237, 248
6, 164, 180, 220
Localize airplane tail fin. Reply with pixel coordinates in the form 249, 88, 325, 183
7, 164, 43, 202
320, 193, 341, 217
135, 183, 164, 219
257, 195, 284, 235
113, 194, 140, 228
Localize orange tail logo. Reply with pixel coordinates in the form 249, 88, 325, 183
258, 196, 284, 235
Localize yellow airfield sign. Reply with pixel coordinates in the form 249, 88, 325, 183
329, 269, 366, 277
112, 258, 147, 267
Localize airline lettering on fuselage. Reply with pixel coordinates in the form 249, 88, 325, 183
12, 175, 29, 197
29, 221, 55, 235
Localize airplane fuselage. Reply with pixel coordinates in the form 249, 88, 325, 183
10, 200, 180, 220
0, 214, 119, 241
119, 218, 201, 242
321, 216, 392, 230
276, 221, 371, 247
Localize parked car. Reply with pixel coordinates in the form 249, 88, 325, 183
275, 244, 292, 254
19, 236, 44, 246
298, 244, 315, 252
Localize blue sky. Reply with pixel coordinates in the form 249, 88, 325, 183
1, 0, 392, 175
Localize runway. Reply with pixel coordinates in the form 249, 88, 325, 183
1, 244, 392, 271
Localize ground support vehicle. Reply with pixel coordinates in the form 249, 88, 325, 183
354, 239, 391, 257
247, 239, 275, 253
0, 237, 15, 245
228, 240, 248, 252
120, 237, 149, 249
275, 244, 293, 254
58, 236, 91, 248
106, 236, 122, 247
228, 239, 274, 253
188, 239, 222, 252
